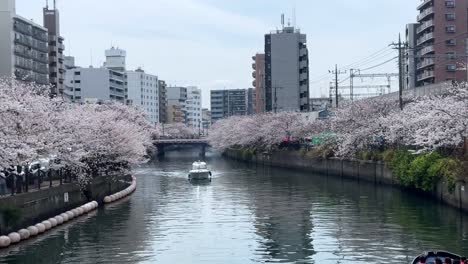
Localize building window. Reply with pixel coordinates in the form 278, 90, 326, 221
446, 39, 456, 46
74, 71, 81, 75
447, 64, 457, 72
445, 13, 456, 21
445, 0, 455, 7
446, 25, 456, 33
446, 52, 456, 60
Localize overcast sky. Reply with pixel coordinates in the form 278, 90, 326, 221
17, 0, 419, 108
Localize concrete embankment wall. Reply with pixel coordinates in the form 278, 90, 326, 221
224, 149, 468, 213
0, 176, 130, 235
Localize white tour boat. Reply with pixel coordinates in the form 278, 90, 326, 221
188, 161, 212, 181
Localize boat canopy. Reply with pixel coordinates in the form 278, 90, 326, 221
192, 162, 207, 170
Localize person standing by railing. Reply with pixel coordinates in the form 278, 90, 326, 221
0, 171, 7, 196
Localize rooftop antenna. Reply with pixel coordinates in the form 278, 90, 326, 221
281, 13, 285, 29
293, 3, 296, 28
90, 49, 93, 68
46, 0, 49, 9
53, 0, 56, 10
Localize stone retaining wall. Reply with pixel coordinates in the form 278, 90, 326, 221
0, 175, 130, 235
225, 149, 468, 213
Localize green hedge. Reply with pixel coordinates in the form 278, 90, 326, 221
389, 150, 463, 193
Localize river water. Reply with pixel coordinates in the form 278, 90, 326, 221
1, 151, 467, 264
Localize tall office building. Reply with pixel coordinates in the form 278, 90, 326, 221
43, 1, 65, 95
265, 25, 309, 112
0, 0, 49, 85
186, 86, 202, 128
210, 89, 249, 123
415, 0, 468, 86
127, 68, 160, 124
405, 23, 419, 90
166, 86, 187, 124
252, 53, 265, 114
158, 80, 168, 124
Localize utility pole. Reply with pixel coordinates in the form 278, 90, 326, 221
391, 34, 406, 110
350, 69, 355, 102
329, 65, 346, 108
398, 34, 403, 110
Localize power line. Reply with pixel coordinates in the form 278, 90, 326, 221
310, 45, 393, 83
360, 56, 398, 72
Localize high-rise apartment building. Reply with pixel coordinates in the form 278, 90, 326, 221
166, 87, 187, 124
0, 0, 49, 85
265, 26, 309, 112
43, 2, 65, 95
252, 53, 265, 114
127, 68, 160, 124
210, 89, 249, 123
415, 0, 468, 86
158, 80, 168, 124
186, 86, 202, 128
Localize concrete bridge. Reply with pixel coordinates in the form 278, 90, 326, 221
154, 138, 210, 157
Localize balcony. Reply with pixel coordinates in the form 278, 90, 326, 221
417, 7, 434, 22
300, 73, 308, 81
417, 0, 433, 10
300, 60, 308, 69
417, 70, 434, 81
252, 63, 256, 70
13, 21, 32, 36
14, 36, 32, 47
252, 80, 256, 87
417, 58, 435, 70
417, 32, 434, 46
35, 74, 49, 85
417, 19, 434, 34
417, 45, 434, 56
14, 47, 32, 58
299, 48, 307, 57
58, 42, 65, 51
252, 71, 256, 78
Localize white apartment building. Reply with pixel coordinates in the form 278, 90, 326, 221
63, 66, 127, 103
63, 47, 128, 104
185, 86, 202, 128
127, 68, 160, 124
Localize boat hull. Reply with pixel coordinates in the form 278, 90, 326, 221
412, 251, 463, 264
188, 170, 211, 181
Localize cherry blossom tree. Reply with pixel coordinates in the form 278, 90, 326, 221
0, 78, 153, 189
208, 82, 467, 157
